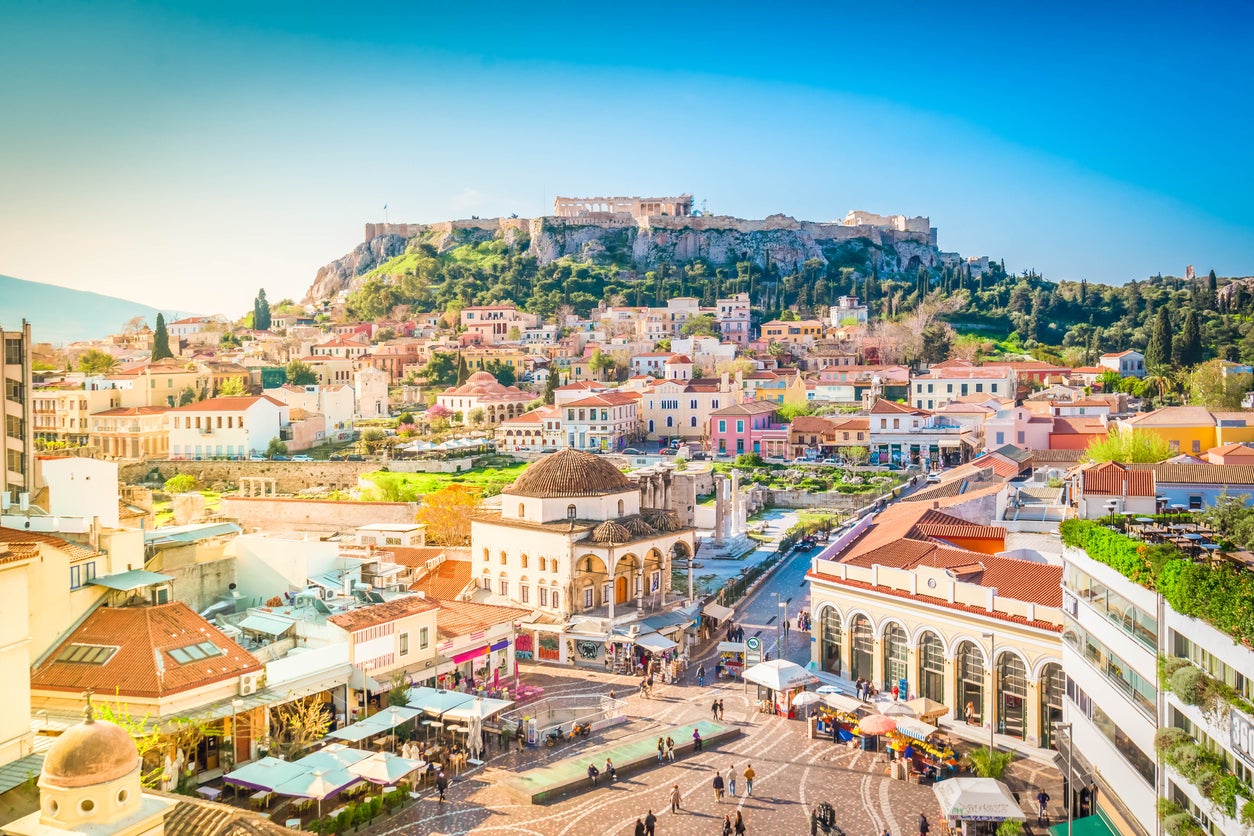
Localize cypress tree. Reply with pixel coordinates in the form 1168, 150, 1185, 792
254, 289, 271, 331
151, 313, 174, 361
1145, 307, 1173, 370
1175, 308, 1203, 366
1079, 279, 1088, 305
1208, 269, 1218, 295
543, 370, 560, 405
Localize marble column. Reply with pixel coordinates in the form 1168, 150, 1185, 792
730, 470, 742, 535
713, 477, 726, 546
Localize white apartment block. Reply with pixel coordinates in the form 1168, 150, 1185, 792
167, 395, 289, 459
911, 365, 1016, 411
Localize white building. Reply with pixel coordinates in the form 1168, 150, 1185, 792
167, 395, 289, 459
166, 316, 210, 338
910, 362, 1016, 411
460, 304, 542, 345
716, 293, 751, 346
496, 405, 563, 453
354, 366, 389, 418
1098, 350, 1147, 379
829, 295, 869, 326
561, 392, 640, 452
469, 449, 695, 669
265, 383, 355, 429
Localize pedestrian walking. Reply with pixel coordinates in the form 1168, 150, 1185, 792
711, 699, 720, 720
658, 737, 666, 763
644, 809, 657, 836
633, 818, 645, 836
608, 689, 616, 702
712, 770, 725, 803
698, 665, 706, 687
435, 771, 448, 802
605, 757, 617, 782
587, 763, 600, 786
728, 766, 737, 798
670, 783, 681, 813
666, 736, 676, 762
743, 764, 755, 796
693, 728, 703, 752
1037, 790, 1051, 824
722, 815, 734, 836
718, 698, 725, 721
734, 810, 746, 835
919, 812, 931, 836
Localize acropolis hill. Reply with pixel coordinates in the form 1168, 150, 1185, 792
306, 195, 971, 303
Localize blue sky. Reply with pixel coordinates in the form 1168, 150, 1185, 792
0, 0, 1251, 315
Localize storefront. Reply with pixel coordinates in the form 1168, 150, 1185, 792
716, 641, 745, 679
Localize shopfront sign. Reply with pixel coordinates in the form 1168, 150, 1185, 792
745, 636, 763, 665
1232, 708, 1254, 769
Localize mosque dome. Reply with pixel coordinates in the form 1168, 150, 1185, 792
42, 717, 139, 789
509, 449, 633, 498
588, 520, 633, 544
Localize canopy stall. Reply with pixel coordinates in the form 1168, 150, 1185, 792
223, 757, 309, 792
904, 697, 951, 724
347, 752, 425, 786
441, 696, 513, 722
716, 641, 746, 679
743, 660, 819, 716
702, 603, 735, 623
405, 686, 476, 716
635, 632, 677, 653
933, 778, 1026, 822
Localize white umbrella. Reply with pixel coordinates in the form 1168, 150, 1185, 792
933, 778, 1026, 822
275, 769, 351, 818
347, 752, 425, 786
882, 701, 916, 717
791, 692, 823, 707
742, 659, 820, 691
467, 712, 484, 761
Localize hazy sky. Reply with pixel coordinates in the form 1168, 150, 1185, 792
1, 1, 1251, 315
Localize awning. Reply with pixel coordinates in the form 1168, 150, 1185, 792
933, 778, 1026, 821
1049, 813, 1116, 836
820, 693, 865, 714
224, 757, 310, 792
88, 569, 173, 591
938, 439, 962, 449
489, 639, 509, 652
702, 603, 734, 622
717, 641, 746, 654
238, 612, 296, 637
451, 645, 489, 665
635, 632, 677, 652
893, 718, 938, 740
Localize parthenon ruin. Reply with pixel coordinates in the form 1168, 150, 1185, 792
552, 194, 693, 221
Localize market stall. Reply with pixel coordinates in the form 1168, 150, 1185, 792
809, 692, 882, 742
885, 717, 958, 782
742, 659, 819, 716
933, 777, 1025, 835
716, 641, 745, 679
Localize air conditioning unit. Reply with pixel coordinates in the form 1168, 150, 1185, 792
323, 588, 337, 601
239, 671, 263, 696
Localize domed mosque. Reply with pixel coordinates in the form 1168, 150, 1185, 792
469, 449, 696, 670
3, 698, 294, 835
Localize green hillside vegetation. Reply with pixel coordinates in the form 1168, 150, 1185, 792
360, 463, 528, 501
344, 229, 1252, 387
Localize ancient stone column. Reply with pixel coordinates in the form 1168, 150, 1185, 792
730, 470, 742, 535
713, 476, 726, 546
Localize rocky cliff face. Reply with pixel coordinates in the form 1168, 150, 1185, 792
305, 234, 407, 303
306, 215, 951, 303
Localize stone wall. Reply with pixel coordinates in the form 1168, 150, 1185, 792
218, 496, 420, 533
120, 460, 376, 493
766, 488, 890, 511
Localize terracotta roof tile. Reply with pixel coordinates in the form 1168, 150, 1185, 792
407, 558, 474, 600
328, 595, 439, 632
508, 449, 632, 498
1082, 462, 1155, 497
31, 603, 262, 699
430, 599, 532, 639
0, 527, 99, 559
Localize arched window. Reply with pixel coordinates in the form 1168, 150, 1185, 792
957, 641, 986, 726
482, 548, 489, 563
918, 632, 946, 703
618, 499, 624, 516
850, 615, 873, 681
820, 608, 842, 675
567, 504, 577, 521
518, 502, 525, 518
520, 554, 529, 569
538, 557, 547, 572
500, 551, 507, 565
997, 652, 1028, 739
882, 623, 908, 691
1040, 662, 1064, 749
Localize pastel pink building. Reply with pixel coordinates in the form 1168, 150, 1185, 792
709, 401, 784, 456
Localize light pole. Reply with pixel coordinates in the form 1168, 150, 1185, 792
229, 698, 243, 767
1054, 722, 1073, 836
981, 631, 996, 757
773, 593, 786, 656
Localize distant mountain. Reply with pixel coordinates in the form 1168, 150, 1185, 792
0, 274, 196, 345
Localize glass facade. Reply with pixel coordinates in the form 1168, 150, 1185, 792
919, 632, 946, 703
957, 641, 985, 725
997, 653, 1027, 739
850, 616, 873, 681
1064, 565, 1157, 649
821, 608, 842, 675
883, 623, 908, 690
1063, 622, 1156, 718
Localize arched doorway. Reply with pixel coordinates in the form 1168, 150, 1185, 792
956, 641, 985, 726
615, 575, 628, 604
918, 632, 946, 703
997, 653, 1028, 739
820, 608, 842, 675
882, 622, 908, 692
850, 615, 873, 681
1039, 662, 1064, 748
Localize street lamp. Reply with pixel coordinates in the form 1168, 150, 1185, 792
1054, 722, 1073, 836
229, 698, 243, 767
981, 631, 995, 757
773, 593, 787, 655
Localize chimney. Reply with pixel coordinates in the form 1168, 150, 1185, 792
932, 501, 939, 510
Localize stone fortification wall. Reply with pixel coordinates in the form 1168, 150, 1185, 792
842, 210, 931, 235
217, 496, 420, 533
120, 459, 377, 493
363, 217, 530, 242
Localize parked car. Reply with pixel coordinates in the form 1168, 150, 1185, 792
926, 470, 943, 484
270, 455, 290, 461
248, 454, 266, 461
291, 454, 313, 462
345, 454, 365, 461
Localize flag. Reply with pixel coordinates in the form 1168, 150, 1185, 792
383, 204, 388, 210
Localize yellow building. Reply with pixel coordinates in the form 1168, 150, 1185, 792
89, 406, 170, 459
198, 361, 252, 396
463, 348, 529, 376
760, 319, 824, 346
107, 360, 211, 409
809, 494, 1066, 748
1119, 406, 1254, 455
30, 387, 120, 447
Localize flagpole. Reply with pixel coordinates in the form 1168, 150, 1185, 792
384, 204, 389, 224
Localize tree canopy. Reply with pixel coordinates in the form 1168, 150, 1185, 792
1085, 429, 1172, 463
151, 313, 174, 361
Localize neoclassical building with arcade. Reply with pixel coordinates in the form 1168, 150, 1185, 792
807, 495, 1066, 749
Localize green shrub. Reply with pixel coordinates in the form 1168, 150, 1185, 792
1169, 666, 1212, 708
963, 747, 1014, 779
163, 473, 197, 494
